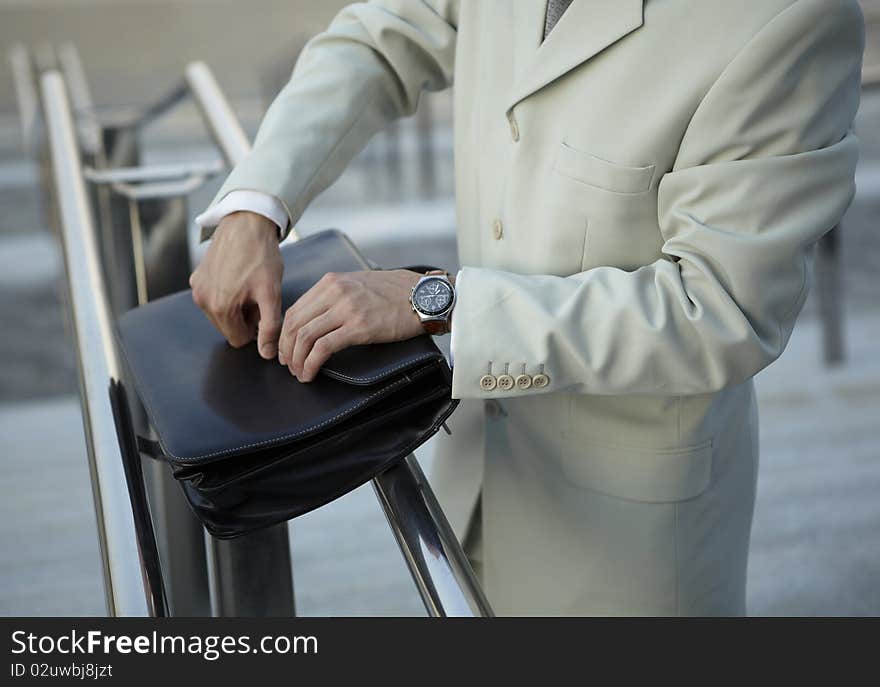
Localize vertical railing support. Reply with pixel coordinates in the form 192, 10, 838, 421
816, 225, 845, 365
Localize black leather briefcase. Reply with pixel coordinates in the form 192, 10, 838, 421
117, 229, 458, 539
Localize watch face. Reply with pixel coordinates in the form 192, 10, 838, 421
413, 277, 453, 316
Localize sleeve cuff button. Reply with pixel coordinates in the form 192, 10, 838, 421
480, 374, 498, 391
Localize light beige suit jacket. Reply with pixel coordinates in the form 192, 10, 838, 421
207, 0, 863, 615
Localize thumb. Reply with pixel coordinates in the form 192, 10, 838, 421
255, 285, 282, 360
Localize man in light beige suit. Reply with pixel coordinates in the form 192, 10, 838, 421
190, 0, 864, 615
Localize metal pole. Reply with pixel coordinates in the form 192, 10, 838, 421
384, 120, 403, 201
816, 225, 845, 365
57, 41, 102, 156
205, 525, 296, 617
10, 43, 60, 234
416, 98, 436, 199
8, 43, 39, 153
373, 455, 493, 617
41, 70, 162, 616
185, 60, 299, 241
184, 61, 251, 167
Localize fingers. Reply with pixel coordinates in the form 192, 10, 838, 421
191, 276, 221, 332
277, 299, 323, 365
188, 211, 284, 350
192, 259, 387, 381
301, 327, 352, 383
283, 309, 343, 379
215, 301, 255, 348
191, 283, 253, 349
277, 272, 342, 365
255, 284, 282, 360
191, 270, 283, 352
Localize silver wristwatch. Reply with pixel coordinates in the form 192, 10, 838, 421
410, 270, 456, 336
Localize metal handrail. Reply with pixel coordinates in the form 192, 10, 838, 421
41, 60, 491, 617
8, 44, 39, 153
184, 61, 251, 166
57, 42, 103, 155
84, 160, 224, 184
374, 456, 493, 616
41, 70, 164, 616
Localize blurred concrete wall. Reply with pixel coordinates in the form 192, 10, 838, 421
0, 0, 351, 111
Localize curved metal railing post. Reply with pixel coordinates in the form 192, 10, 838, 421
41, 70, 163, 616
374, 455, 493, 617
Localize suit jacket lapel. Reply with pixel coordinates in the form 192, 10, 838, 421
508, 0, 645, 112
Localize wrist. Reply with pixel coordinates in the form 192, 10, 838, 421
221, 210, 282, 242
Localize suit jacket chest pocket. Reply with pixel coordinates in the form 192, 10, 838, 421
550, 142, 660, 272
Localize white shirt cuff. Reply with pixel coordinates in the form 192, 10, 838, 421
449, 269, 463, 367
195, 190, 290, 237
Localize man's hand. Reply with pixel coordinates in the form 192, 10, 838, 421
278, 269, 426, 382
190, 211, 283, 359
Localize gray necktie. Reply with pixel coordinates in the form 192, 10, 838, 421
544, 0, 575, 40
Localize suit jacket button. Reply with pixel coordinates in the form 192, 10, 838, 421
497, 374, 514, 390
480, 374, 497, 391
515, 374, 532, 390
492, 219, 504, 240
532, 373, 550, 389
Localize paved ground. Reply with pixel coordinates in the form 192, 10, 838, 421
1, 87, 879, 617
747, 312, 880, 615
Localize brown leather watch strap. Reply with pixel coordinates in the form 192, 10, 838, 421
422, 319, 450, 336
